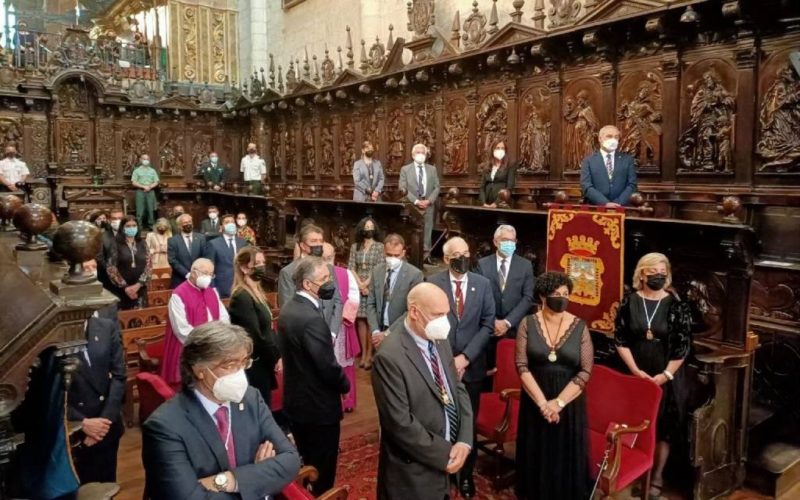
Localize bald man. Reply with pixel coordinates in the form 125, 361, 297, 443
579, 125, 637, 207
372, 283, 473, 500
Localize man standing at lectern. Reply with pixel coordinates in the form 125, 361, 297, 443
579, 125, 637, 207
399, 144, 439, 265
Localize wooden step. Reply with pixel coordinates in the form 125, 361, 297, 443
747, 441, 800, 499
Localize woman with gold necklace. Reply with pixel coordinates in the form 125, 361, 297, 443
515, 271, 594, 499
615, 252, 692, 500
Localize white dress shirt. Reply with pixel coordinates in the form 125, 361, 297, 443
449, 271, 468, 306
490, 165, 499, 181
297, 290, 319, 309
240, 154, 267, 181
168, 282, 230, 343
0, 157, 30, 184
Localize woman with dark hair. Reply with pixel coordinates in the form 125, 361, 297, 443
236, 211, 257, 245
615, 252, 692, 500
107, 216, 152, 309
515, 271, 593, 499
348, 216, 384, 369
479, 138, 517, 208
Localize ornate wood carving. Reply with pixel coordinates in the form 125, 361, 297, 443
386, 107, 406, 174
339, 118, 356, 176
0, 117, 23, 150
562, 80, 601, 172
519, 85, 552, 174
158, 129, 186, 176
95, 120, 116, 180
362, 109, 380, 159
320, 118, 335, 177
549, 0, 582, 29
476, 92, 508, 160
26, 118, 49, 178
756, 52, 800, 174
273, 121, 286, 179
408, 0, 435, 39
302, 122, 316, 177
190, 130, 212, 174
678, 63, 737, 174
618, 71, 663, 171
58, 121, 92, 166
443, 97, 469, 175
55, 83, 90, 119
412, 101, 436, 163
462, 1, 488, 50
182, 7, 199, 81
121, 128, 150, 176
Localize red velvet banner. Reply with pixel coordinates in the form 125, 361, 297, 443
545, 206, 625, 334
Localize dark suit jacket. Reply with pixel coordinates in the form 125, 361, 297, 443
366, 262, 424, 333
204, 236, 249, 298
96, 228, 118, 289
142, 387, 300, 499
200, 218, 222, 240
580, 151, 637, 206
277, 260, 343, 335
426, 271, 496, 383
67, 316, 126, 424
372, 324, 473, 500
229, 289, 280, 396
476, 253, 535, 335
277, 295, 350, 426
167, 232, 206, 289
478, 162, 517, 205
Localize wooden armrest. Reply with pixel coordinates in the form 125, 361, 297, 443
602, 420, 650, 493
294, 465, 319, 485
494, 389, 522, 436
605, 420, 650, 443
317, 486, 349, 500
499, 388, 521, 401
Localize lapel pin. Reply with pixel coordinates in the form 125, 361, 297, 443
239, 403, 244, 411
471, 287, 475, 292
94, 336, 99, 341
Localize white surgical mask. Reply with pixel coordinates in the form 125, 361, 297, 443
493, 149, 506, 161
209, 212, 218, 220
208, 368, 248, 403
602, 138, 619, 152
141, 159, 150, 166
110, 220, 121, 231
414, 153, 426, 164
210, 156, 218, 163
236, 219, 247, 227
385, 256, 402, 271
196, 274, 212, 289
424, 315, 451, 341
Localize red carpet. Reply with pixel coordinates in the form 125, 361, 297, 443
334, 432, 517, 500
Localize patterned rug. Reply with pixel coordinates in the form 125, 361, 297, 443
334, 432, 517, 500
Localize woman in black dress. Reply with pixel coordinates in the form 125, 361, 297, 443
516, 271, 594, 499
479, 138, 517, 207
107, 216, 152, 310
615, 252, 692, 500
229, 246, 281, 407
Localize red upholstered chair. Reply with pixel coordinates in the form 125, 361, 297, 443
135, 372, 176, 423
136, 334, 165, 373
586, 365, 663, 498
475, 338, 521, 489
278, 466, 348, 500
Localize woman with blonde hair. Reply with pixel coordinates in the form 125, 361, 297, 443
228, 246, 281, 406
614, 252, 692, 500
145, 217, 171, 268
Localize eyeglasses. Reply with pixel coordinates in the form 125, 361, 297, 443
212, 356, 253, 372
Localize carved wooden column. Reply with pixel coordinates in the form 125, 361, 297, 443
264, 120, 274, 181
332, 114, 342, 181
403, 103, 414, 167
353, 110, 363, 164
734, 40, 757, 185
547, 77, 563, 181
293, 116, 303, 182
312, 113, 322, 181
505, 84, 520, 161
466, 90, 479, 176
278, 118, 287, 183
600, 68, 617, 126
660, 57, 680, 182
433, 95, 444, 168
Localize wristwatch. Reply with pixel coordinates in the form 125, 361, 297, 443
556, 398, 566, 409
213, 473, 229, 492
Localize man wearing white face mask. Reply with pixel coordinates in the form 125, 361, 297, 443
143, 322, 301, 498
161, 258, 230, 390
366, 234, 423, 348
399, 143, 440, 264
579, 124, 638, 207
372, 282, 473, 500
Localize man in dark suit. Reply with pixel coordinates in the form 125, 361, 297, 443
200, 205, 222, 240
476, 224, 535, 380
143, 322, 300, 498
166, 213, 206, 289
277, 257, 350, 495
367, 233, 424, 348
427, 236, 495, 497
580, 124, 637, 207
204, 213, 249, 298
67, 304, 126, 484
372, 282, 473, 500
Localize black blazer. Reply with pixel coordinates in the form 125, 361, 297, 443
167, 232, 206, 289
96, 228, 118, 289
142, 387, 301, 499
229, 289, 280, 396
476, 253, 535, 335
67, 315, 126, 423
277, 295, 350, 425
478, 162, 517, 205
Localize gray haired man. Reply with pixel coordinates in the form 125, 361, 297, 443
399, 143, 440, 264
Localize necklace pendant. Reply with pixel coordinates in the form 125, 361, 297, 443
548, 350, 557, 363
646, 329, 654, 340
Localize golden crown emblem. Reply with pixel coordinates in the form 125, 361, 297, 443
567, 235, 599, 256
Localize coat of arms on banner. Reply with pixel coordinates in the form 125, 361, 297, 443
560, 235, 604, 306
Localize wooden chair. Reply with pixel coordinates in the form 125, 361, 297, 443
148, 277, 171, 291
152, 267, 172, 279
117, 305, 169, 331
279, 466, 348, 500
147, 289, 172, 307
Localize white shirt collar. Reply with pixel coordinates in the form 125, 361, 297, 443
449, 271, 467, 285
193, 388, 230, 421
297, 290, 320, 309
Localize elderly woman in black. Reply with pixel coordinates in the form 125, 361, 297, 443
515, 271, 593, 499
107, 216, 152, 309
479, 138, 517, 208
615, 252, 692, 500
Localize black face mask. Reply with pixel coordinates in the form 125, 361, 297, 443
449, 255, 469, 274
545, 296, 570, 313
364, 150, 374, 158
646, 274, 667, 291
362, 229, 375, 239
308, 245, 323, 257
317, 281, 336, 301
251, 265, 267, 281
182, 224, 194, 234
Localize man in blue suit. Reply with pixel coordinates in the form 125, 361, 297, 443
579, 125, 637, 207
427, 236, 495, 498
167, 213, 207, 289
205, 213, 249, 298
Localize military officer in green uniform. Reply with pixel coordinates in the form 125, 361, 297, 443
200, 151, 226, 191
131, 154, 160, 231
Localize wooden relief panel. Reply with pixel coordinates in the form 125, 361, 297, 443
562, 78, 601, 172
191, 130, 213, 174
386, 107, 406, 174
518, 85, 552, 174
55, 82, 91, 119
443, 97, 468, 175
286, 122, 297, 177
0, 117, 22, 149
362, 109, 380, 156
57, 120, 93, 166
95, 120, 116, 180
756, 48, 800, 174
413, 101, 437, 163
272, 121, 285, 178
302, 122, 315, 177
678, 60, 737, 174
158, 128, 186, 176
339, 116, 356, 176
617, 71, 663, 172
476, 92, 508, 160
121, 128, 150, 176
26, 118, 48, 178
320, 116, 335, 177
